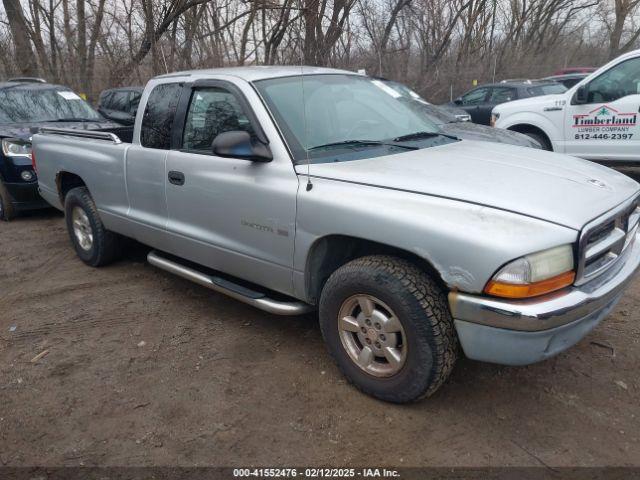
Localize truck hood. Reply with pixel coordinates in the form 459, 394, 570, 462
440, 121, 541, 148
297, 140, 639, 230
493, 94, 565, 114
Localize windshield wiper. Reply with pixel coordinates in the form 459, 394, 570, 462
393, 131, 458, 142
309, 139, 417, 151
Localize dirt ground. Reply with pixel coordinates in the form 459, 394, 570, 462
1, 205, 639, 468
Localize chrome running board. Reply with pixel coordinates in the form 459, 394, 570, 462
147, 250, 313, 316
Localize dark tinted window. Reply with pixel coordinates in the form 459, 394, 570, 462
489, 87, 517, 103
182, 87, 254, 151
461, 87, 489, 105
110, 91, 129, 111
99, 91, 112, 109
141, 83, 182, 150
526, 83, 567, 96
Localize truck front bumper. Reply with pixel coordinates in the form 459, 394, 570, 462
4, 181, 49, 211
449, 232, 640, 366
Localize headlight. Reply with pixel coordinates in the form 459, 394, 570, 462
484, 245, 575, 298
2, 138, 32, 158
490, 113, 500, 127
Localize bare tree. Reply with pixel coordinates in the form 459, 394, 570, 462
2, 0, 38, 75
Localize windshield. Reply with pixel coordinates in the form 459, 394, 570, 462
527, 83, 567, 96
382, 80, 457, 124
0, 88, 102, 123
255, 74, 455, 164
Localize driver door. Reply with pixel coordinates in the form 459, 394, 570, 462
164, 80, 299, 296
458, 87, 491, 124
564, 56, 640, 161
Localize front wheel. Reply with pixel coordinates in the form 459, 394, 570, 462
319, 255, 459, 403
64, 187, 123, 267
523, 132, 551, 151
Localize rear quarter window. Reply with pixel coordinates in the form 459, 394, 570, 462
140, 83, 183, 150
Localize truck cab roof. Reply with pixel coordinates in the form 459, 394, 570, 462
155, 65, 358, 83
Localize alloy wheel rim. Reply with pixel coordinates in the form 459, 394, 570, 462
337, 294, 407, 377
72, 207, 93, 251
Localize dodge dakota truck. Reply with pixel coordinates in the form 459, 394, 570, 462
33, 67, 640, 403
492, 49, 640, 162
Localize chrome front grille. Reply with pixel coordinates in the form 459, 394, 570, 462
576, 196, 640, 286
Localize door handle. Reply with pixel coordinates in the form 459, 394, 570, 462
168, 171, 185, 186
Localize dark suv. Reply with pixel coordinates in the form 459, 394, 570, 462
97, 87, 143, 125
0, 79, 122, 220
447, 80, 567, 124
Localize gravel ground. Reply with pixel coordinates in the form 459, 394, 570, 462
0, 205, 639, 468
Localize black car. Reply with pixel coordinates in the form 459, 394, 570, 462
542, 73, 588, 89
0, 80, 124, 221
380, 79, 541, 149
437, 104, 471, 122
97, 86, 143, 125
447, 80, 567, 125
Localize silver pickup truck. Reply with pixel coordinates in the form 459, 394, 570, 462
33, 67, 640, 403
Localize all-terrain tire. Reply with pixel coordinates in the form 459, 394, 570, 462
0, 181, 16, 221
319, 255, 459, 403
64, 187, 123, 267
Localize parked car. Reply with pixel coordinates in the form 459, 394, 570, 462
448, 80, 567, 125
97, 86, 143, 125
379, 78, 541, 148
0, 79, 124, 221
493, 48, 640, 160
542, 73, 588, 89
436, 104, 471, 122
554, 67, 596, 75
33, 67, 640, 403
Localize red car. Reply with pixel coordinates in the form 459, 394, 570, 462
553, 67, 596, 75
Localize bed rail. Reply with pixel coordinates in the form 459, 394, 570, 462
38, 127, 122, 144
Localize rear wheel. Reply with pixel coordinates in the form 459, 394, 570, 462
64, 187, 123, 267
0, 181, 16, 221
319, 255, 459, 403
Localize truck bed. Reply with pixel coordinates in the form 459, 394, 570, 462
33, 128, 132, 218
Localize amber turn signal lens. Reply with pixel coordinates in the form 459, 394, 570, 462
484, 271, 576, 299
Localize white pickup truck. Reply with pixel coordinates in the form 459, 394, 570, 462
493, 49, 640, 163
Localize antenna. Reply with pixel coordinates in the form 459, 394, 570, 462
298, 0, 312, 191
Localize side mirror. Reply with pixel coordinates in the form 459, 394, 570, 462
453, 98, 463, 105
212, 130, 272, 162
573, 85, 588, 104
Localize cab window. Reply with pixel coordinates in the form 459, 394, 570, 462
140, 83, 182, 150
461, 88, 489, 105
182, 87, 254, 151
588, 57, 640, 103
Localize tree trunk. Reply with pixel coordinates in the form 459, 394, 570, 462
2, 0, 38, 76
